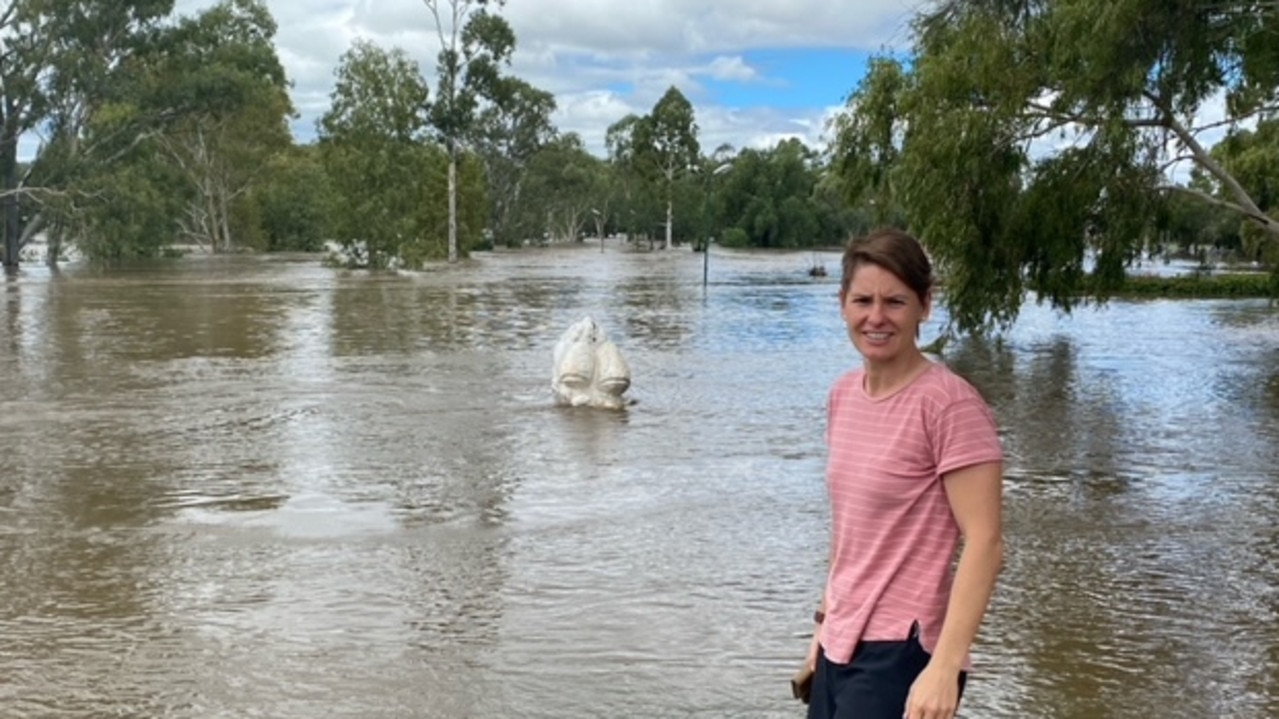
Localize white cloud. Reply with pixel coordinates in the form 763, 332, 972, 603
705, 56, 758, 83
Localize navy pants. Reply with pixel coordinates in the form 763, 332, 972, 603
806, 623, 967, 719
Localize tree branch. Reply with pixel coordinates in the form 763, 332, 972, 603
1158, 153, 1197, 174
1163, 185, 1278, 233
1025, 101, 1168, 130
1144, 90, 1271, 227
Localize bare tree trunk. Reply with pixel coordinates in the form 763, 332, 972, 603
204, 181, 219, 252
218, 183, 232, 252
448, 146, 458, 262
664, 197, 673, 250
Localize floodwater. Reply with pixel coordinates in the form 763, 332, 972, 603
1, 245, 1276, 718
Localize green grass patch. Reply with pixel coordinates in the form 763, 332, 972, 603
1106, 272, 1276, 299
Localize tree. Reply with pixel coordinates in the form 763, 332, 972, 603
256, 144, 337, 251
0, 0, 174, 266
0, 1, 53, 266
605, 114, 659, 246
17, 0, 292, 261
519, 133, 603, 243
318, 40, 438, 268
716, 138, 838, 249
422, 0, 515, 263
625, 86, 700, 250
146, 0, 293, 253
1210, 118, 1279, 264
831, 0, 1279, 334
471, 76, 556, 247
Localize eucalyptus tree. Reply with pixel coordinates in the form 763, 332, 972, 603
519, 132, 603, 243
585, 161, 622, 242
256, 144, 337, 252
470, 76, 557, 247
144, 0, 292, 253
0, 0, 174, 266
1209, 119, 1279, 264
715, 138, 836, 249
831, 0, 1279, 334
421, 0, 515, 263
318, 40, 438, 268
0, 0, 53, 266
612, 87, 700, 250
605, 114, 662, 248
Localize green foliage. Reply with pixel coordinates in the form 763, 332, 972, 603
318, 39, 484, 267
720, 227, 750, 248
426, 1, 514, 143
831, 0, 1279, 335
138, 0, 293, 252
255, 145, 336, 251
319, 41, 440, 268
1103, 273, 1275, 299
471, 76, 557, 246
516, 133, 605, 244
441, 151, 488, 256
323, 40, 429, 143
20, 0, 290, 261
608, 87, 700, 248
715, 138, 845, 249
136, 0, 288, 120
68, 155, 188, 260
2, 0, 176, 264
1153, 188, 1242, 255
605, 114, 663, 244
1212, 119, 1279, 263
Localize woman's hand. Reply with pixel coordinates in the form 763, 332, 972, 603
904, 661, 960, 719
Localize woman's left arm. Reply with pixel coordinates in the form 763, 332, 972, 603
905, 459, 1005, 719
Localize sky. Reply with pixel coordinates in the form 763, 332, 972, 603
138, 0, 929, 158
14, 0, 1241, 182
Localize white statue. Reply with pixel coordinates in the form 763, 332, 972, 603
552, 316, 632, 409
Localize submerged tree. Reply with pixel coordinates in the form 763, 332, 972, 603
609, 87, 700, 250
519, 132, 603, 243
830, 0, 1279, 334
421, 0, 515, 263
471, 76, 556, 247
318, 40, 437, 268
148, 0, 293, 253
1, 0, 175, 266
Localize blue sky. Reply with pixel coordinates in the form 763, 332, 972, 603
706, 49, 870, 110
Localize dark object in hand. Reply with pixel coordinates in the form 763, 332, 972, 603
791, 664, 814, 704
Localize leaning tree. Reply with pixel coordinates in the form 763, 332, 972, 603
831, 0, 1279, 334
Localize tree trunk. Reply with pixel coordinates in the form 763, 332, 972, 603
45, 225, 61, 267
218, 185, 232, 252
448, 144, 458, 263
664, 197, 673, 250
1, 136, 19, 268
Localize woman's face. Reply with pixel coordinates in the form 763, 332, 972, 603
840, 262, 930, 366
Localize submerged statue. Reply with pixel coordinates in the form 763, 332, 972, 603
552, 316, 632, 409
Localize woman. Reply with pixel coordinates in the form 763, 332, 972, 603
804, 229, 1004, 719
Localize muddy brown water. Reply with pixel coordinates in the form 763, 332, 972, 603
2, 246, 1276, 718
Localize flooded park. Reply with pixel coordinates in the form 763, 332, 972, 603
2, 244, 1277, 718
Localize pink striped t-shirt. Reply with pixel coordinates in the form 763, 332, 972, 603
820, 361, 1002, 665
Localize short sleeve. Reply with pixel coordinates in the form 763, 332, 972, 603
931, 397, 1002, 477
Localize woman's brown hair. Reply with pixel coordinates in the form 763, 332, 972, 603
839, 228, 933, 305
